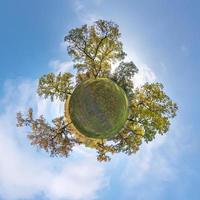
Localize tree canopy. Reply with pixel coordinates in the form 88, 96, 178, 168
37, 72, 74, 101
111, 61, 138, 99
64, 20, 126, 80
17, 19, 178, 161
17, 108, 77, 157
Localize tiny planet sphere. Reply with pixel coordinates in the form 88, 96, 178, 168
68, 78, 129, 139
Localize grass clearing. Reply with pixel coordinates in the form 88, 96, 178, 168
69, 78, 128, 139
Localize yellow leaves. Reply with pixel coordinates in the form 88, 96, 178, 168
40, 138, 49, 150
129, 82, 178, 142
127, 122, 144, 136
97, 154, 111, 162
17, 107, 76, 158
37, 72, 74, 101
65, 20, 126, 79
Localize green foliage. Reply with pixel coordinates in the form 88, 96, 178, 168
37, 72, 74, 101
111, 61, 138, 99
16, 108, 78, 157
129, 83, 178, 142
113, 121, 144, 155
94, 121, 144, 161
64, 20, 126, 80
93, 81, 178, 160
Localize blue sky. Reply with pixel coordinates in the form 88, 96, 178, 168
0, 0, 199, 200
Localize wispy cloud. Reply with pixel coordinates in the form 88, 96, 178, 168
49, 60, 74, 74
121, 135, 176, 186
118, 121, 194, 200
0, 78, 107, 200
73, 0, 102, 24
133, 64, 156, 88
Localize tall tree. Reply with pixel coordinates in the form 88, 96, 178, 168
128, 83, 178, 142
16, 108, 78, 157
37, 72, 74, 101
111, 61, 138, 99
64, 20, 126, 81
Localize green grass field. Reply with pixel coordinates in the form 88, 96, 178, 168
69, 78, 129, 139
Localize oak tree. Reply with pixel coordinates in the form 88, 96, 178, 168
111, 61, 138, 99
37, 72, 74, 101
16, 108, 78, 157
64, 20, 126, 81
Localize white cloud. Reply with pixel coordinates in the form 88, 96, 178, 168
111, 56, 157, 88
118, 122, 193, 200
122, 39, 157, 88
0, 79, 107, 200
73, 0, 102, 24
133, 64, 156, 88
49, 60, 74, 74
121, 135, 176, 186
47, 162, 106, 200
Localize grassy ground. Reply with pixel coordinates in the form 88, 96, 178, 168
69, 78, 128, 139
